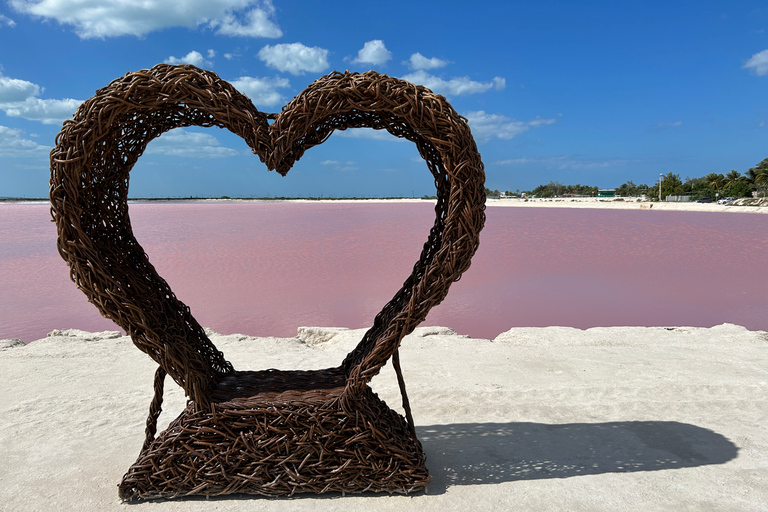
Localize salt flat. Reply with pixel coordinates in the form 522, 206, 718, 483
487, 196, 768, 214
1, 324, 766, 511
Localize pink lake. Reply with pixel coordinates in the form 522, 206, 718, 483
1, 202, 767, 343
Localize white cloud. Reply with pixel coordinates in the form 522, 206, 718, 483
320, 159, 357, 171
401, 70, 505, 96
406, 52, 449, 70
212, 3, 282, 37
493, 155, 620, 170
207, 49, 216, 58
164, 50, 212, 67
229, 76, 290, 107
528, 117, 558, 128
144, 128, 239, 158
0, 72, 82, 123
655, 120, 682, 131
0, 14, 16, 27
10, 0, 282, 39
351, 40, 392, 65
0, 75, 40, 102
0, 125, 50, 157
334, 127, 403, 141
465, 111, 555, 142
743, 49, 768, 76
258, 42, 330, 75
2, 97, 82, 124
223, 49, 243, 60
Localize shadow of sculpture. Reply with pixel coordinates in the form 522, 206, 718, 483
136, 420, 737, 503
417, 421, 739, 494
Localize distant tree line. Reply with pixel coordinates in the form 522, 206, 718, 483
484, 183, 598, 198
530, 182, 598, 198
487, 157, 768, 200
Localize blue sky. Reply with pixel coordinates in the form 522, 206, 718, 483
0, 1, 767, 198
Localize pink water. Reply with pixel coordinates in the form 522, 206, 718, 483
1, 202, 767, 343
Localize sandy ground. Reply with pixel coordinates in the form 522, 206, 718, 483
187, 195, 768, 214
196, 196, 768, 214
7, 196, 768, 214
486, 196, 768, 214
2, 324, 767, 511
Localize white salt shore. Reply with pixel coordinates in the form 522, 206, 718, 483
486, 196, 768, 214
8, 196, 768, 214
199, 195, 768, 214
2, 324, 767, 511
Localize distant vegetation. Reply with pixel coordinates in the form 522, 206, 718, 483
5, 158, 767, 203
487, 157, 768, 200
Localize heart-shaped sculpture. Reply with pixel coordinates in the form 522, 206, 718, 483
49, 64, 485, 499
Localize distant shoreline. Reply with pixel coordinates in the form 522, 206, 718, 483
4, 196, 768, 214
487, 196, 768, 214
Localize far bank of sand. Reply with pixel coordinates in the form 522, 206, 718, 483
486, 196, 768, 214
6, 196, 768, 214
156, 196, 768, 214
2, 324, 766, 511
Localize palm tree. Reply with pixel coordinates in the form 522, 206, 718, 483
702, 172, 725, 199
725, 170, 741, 186
705, 173, 725, 192
748, 158, 768, 197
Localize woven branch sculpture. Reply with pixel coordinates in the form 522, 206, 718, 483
50, 64, 486, 500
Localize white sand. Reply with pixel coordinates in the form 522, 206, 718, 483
2, 324, 767, 511
191, 196, 768, 214
486, 196, 768, 214
8, 196, 768, 214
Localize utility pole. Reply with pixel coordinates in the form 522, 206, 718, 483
659, 173, 663, 202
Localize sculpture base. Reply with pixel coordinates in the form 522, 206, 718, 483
119, 381, 429, 500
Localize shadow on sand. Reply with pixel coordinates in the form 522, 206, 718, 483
138, 420, 737, 502
417, 420, 738, 494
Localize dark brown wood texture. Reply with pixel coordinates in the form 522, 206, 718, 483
49, 64, 485, 500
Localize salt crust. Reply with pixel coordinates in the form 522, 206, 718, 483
2, 323, 767, 510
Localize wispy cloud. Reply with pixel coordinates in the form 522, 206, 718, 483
493, 155, 629, 170
1, 97, 82, 124
465, 111, 555, 142
401, 70, 505, 96
0, 73, 81, 124
258, 42, 330, 75
229, 76, 290, 106
145, 128, 239, 158
653, 120, 683, 132
320, 159, 357, 171
223, 48, 246, 60
0, 125, 50, 157
10, 0, 282, 39
744, 49, 768, 76
0, 14, 15, 27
